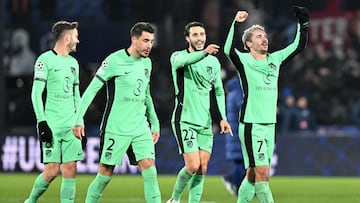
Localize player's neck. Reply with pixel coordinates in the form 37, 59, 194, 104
127, 47, 141, 58
53, 43, 69, 57
250, 51, 267, 60
187, 47, 195, 53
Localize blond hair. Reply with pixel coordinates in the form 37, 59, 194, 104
242, 24, 265, 50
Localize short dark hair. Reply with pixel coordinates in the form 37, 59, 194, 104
130, 22, 156, 37
184, 22, 205, 37
52, 21, 78, 41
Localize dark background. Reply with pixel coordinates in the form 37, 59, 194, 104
2, 0, 360, 132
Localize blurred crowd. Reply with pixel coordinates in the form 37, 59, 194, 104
3, 0, 360, 134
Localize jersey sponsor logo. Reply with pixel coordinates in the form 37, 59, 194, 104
133, 79, 144, 96
35, 61, 44, 69
63, 77, 71, 93
54, 94, 72, 100
263, 72, 276, 85
123, 97, 145, 103
259, 63, 277, 85
255, 86, 277, 91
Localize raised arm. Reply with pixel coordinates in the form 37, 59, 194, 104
275, 6, 309, 64
224, 11, 248, 70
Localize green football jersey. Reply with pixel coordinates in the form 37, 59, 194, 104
31, 50, 81, 128
224, 22, 308, 123
76, 49, 159, 135
170, 49, 227, 127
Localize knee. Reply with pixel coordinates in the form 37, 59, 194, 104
186, 163, 201, 174
138, 158, 155, 172
254, 166, 270, 182
61, 162, 77, 178
43, 168, 59, 182
62, 163, 76, 172
199, 162, 208, 175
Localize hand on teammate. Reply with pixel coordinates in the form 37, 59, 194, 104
37, 121, 53, 148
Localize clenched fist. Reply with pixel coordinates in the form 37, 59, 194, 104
235, 11, 248, 23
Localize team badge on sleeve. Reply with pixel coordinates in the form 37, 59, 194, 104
101, 60, 108, 68
35, 61, 44, 69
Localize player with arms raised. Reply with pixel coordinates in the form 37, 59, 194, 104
224, 6, 309, 203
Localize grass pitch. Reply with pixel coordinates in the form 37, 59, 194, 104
0, 173, 359, 203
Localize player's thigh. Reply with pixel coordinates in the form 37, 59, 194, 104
100, 132, 131, 165
239, 123, 275, 168
172, 122, 200, 154
41, 128, 64, 163
131, 132, 155, 162
61, 128, 83, 163
197, 127, 213, 154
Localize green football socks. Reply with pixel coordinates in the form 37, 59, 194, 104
60, 178, 76, 203
141, 166, 161, 203
237, 178, 255, 203
25, 173, 49, 203
255, 181, 274, 203
188, 174, 204, 203
85, 173, 111, 203
171, 167, 193, 201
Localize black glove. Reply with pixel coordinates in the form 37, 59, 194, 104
81, 136, 87, 150
292, 6, 309, 26
37, 121, 53, 148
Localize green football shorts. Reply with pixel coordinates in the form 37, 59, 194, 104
239, 123, 275, 169
41, 127, 83, 163
99, 131, 155, 165
172, 121, 213, 154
